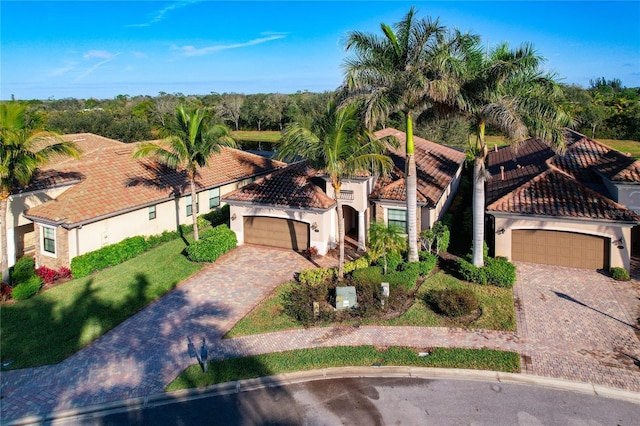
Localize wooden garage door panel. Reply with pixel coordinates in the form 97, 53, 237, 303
244, 217, 309, 251
512, 230, 607, 269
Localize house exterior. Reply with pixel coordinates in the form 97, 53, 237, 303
2, 133, 284, 272
223, 128, 466, 255
486, 129, 640, 271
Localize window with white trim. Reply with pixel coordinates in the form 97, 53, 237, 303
43, 226, 56, 254
388, 208, 407, 232
186, 195, 199, 216
149, 205, 156, 220
209, 188, 220, 209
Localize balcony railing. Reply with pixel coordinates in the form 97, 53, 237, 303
338, 190, 354, 201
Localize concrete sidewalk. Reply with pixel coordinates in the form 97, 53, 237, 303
2, 246, 639, 423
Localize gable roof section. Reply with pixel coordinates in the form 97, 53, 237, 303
24, 134, 285, 227
486, 129, 640, 223
488, 169, 639, 222
222, 162, 335, 210
370, 128, 466, 206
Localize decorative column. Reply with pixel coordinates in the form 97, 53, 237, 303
358, 210, 366, 251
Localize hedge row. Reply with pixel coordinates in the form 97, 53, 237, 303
71, 236, 151, 278
297, 256, 371, 286
457, 256, 516, 287
185, 225, 237, 262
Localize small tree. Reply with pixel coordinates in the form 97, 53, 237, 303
433, 221, 450, 254
419, 228, 435, 253
368, 221, 407, 275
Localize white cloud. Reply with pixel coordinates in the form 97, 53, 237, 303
50, 61, 77, 77
76, 51, 121, 81
126, 0, 201, 28
177, 33, 287, 56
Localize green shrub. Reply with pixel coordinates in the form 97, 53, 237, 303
10, 256, 36, 285
343, 256, 370, 274
201, 204, 230, 227
376, 252, 403, 273
383, 269, 419, 291
457, 257, 487, 285
185, 225, 237, 262
351, 266, 383, 286
146, 230, 180, 248
12, 275, 43, 300
610, 267, 631, 281
71, 236, 151, 278
417, 252, 438, 276
298, 267, 336, 285
484, 257, 516, 287
457, 256, 516, 287
429, 287, 479, 317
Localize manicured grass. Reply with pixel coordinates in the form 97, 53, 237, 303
599, 139, 640, 158
226, 270, 515, 338
0, 238, 202, 369
165, 346, 520, 391
386, 271, 516, 331
231, 130, 281, 143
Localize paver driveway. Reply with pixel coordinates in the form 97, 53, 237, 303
514, 262, 640, 391
2, 248, 640, 422
1, 245, 332, 421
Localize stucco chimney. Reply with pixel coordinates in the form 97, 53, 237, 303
500, 165, 505, 180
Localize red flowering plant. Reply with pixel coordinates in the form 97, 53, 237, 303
36, 266, 58, 284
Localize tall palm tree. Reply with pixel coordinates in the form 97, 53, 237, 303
1, 103, 81, 282
343, 7, 477, 262
368, 221, 407, 275
133, 106, 235, 241
277, 100, 393, 279
458, 42, 572, 266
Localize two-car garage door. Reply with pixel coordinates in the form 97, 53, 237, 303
243, 216, 310, 251
512, 230, 608, 269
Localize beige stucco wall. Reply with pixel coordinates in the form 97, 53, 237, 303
3, 185, 75, 269
325, 177, 375, 213
228, 204, 334, 255
492, 214, 633, 270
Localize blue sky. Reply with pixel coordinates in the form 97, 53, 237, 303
2, 1, 639, 100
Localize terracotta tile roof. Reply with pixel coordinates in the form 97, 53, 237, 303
24, 134, 284, 226
487, 170, 640, 222
486, 129, 640, 223
370, 128, 466, 206
222, 162, 336, 210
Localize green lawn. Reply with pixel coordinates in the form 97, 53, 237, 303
1, 237, 202, 369
166, 346, 520, 391
599, 139, 640, 158
226, 270, 515, 338
231, 130, 281, 143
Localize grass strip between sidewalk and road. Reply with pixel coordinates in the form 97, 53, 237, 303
1, 237, 202, 369
166, 346, 520, 391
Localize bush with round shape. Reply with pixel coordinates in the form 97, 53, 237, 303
610, 267, 630, 281
11, 256, 36, 285
12, 276, 43, 300
429, 288, 479, 317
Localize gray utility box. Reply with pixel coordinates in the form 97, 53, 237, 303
336, 286, 357, 310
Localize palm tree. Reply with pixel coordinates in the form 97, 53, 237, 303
133, 106, 235, 241
1, 103, 81, 282
458, 42, 572, 266
343, 7, 478, 262
277, 100, 393, 279
368, 221, 407, 275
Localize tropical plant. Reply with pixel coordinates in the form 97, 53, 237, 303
133, 106, 235, 241
0, 103, 81, 282
343, 7, 478, 262
459, 42, 572, 266
277, 100, 393, 279
368, 221, 408, 275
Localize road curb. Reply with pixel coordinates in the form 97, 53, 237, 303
5, 367, 639, 425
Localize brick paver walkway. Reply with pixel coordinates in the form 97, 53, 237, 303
1, 248, 639, 422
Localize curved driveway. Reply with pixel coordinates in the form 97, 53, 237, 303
2, 246, 639, 421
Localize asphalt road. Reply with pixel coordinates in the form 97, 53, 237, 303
50, 377, 639, 425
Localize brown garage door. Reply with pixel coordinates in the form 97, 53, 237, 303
243, 216, 309, 251
512, 230, 608, 269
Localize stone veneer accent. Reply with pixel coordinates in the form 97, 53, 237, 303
35, 225, 70, 270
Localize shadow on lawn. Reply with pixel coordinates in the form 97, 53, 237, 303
0, 271, 297, 425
